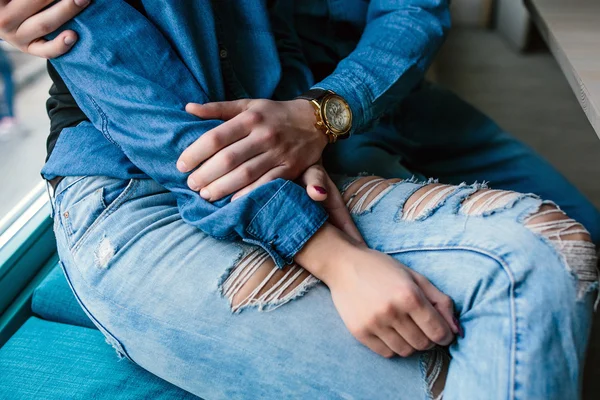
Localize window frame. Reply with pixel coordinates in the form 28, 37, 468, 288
0, 184, 56, 346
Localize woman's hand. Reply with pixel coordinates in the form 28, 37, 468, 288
298, 162, 365, 246
0, 0, 89, 59
296, 223, 460, 358
177, 99, 328, 201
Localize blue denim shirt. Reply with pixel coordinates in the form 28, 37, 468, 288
44, 0, 450, 267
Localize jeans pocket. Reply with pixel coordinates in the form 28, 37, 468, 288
59, 177, 134, 251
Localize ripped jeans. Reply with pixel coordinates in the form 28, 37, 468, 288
51, 173, 597, 400
50, 86, 599, 399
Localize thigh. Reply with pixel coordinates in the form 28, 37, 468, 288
52, 176, 429, 400
392, 83, 600, 241
338, 176, 596, 399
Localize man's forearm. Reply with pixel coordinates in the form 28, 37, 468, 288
314, 0, 451, 134
49, 0, 327, 267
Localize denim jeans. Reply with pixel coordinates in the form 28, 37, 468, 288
50, 84, 599, 399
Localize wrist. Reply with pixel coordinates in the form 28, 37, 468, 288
289, 99, 329, 149
295, 222, 361, 285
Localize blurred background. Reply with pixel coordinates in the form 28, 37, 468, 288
0, 1, 599, 395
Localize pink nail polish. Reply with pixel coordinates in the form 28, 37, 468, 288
453, 316, 464, 338
314, 186, 327, 195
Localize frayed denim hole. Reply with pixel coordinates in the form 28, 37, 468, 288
398, 181, 479, 223
393, 181, 432, 222
219, 247, 319, 314
339, 171, 377, 196
460, 187, 539, 218
521, 201, 599, 303
421, 348, 450, 400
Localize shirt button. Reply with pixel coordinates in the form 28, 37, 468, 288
219, 48, 228, 59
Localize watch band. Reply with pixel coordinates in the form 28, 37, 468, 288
296, 89, 331, 101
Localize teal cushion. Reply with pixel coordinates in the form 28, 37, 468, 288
0, 317, 198, 399
32, 264, 95, 329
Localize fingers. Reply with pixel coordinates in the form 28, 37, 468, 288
390, 315, 435, 351
177, 113, 251, 172
410, 270, 461, 338
3, 0, 54, 31
3, 0, 89, 58
403, 288, 454, 346
186, 136, 265, 191
186, 100, 252, 121
26, 31, 77, 59
231, 166, 291, 201
362, 334, 395, 359
197, 154, 276, 201
300, 164, 329, 202
375, 327, 415, 358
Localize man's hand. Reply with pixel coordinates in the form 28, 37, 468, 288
0, 0, 89, 59
178, 98, 328, 201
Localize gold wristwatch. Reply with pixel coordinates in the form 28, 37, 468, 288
297, 89, 352, 143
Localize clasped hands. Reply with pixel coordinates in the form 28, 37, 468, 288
177, 98, 364, 244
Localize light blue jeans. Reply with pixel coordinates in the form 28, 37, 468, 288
50, 86, 599, 400
51, 173, 597, 400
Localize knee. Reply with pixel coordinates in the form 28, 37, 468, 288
463, 189, 598, 299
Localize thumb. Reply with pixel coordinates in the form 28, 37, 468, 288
300, 165, 365, 246
186, 100, 251, 121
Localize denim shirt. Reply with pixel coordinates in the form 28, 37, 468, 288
44, 0, 450, 267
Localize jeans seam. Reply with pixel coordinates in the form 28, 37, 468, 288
384, 245, 517, 400
58, 260, 135, 362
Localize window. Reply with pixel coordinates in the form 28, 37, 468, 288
0, 44, 52, 248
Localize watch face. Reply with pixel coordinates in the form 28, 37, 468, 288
323, 96, 351, 133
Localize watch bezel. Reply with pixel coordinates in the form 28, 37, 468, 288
321, 94, 352, 137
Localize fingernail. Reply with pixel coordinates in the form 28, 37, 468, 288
74, 0, 91, 7
453, 317, 464, 338
188, 177, 198, 190
200, 188, 211, 200
314, 186, 327, 195
64, 36, 76, 46
177, 160, 187, 172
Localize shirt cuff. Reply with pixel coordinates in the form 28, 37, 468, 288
245, 180, 328, 268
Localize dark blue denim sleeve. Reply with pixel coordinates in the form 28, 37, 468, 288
49, 0, 327, 268
315, 0, 451, 134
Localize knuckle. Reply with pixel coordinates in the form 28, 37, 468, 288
414, 338, 432, 351
0, 17, 9, 31
381, 350, 395, 359
351, 326, 370, 340
37, 21, 55, 36
239, 166, 253, 181
208, 134, 222, 150
430, 330, 448, 344
253, 99, 271, 109
378, 303, 397, 319
245, 110, 263, 125
261, 128, 279, 143
397, 347, 415, 358
221, 151, 237, 168
397, 289, 422, 310
440, 296, 454, 311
